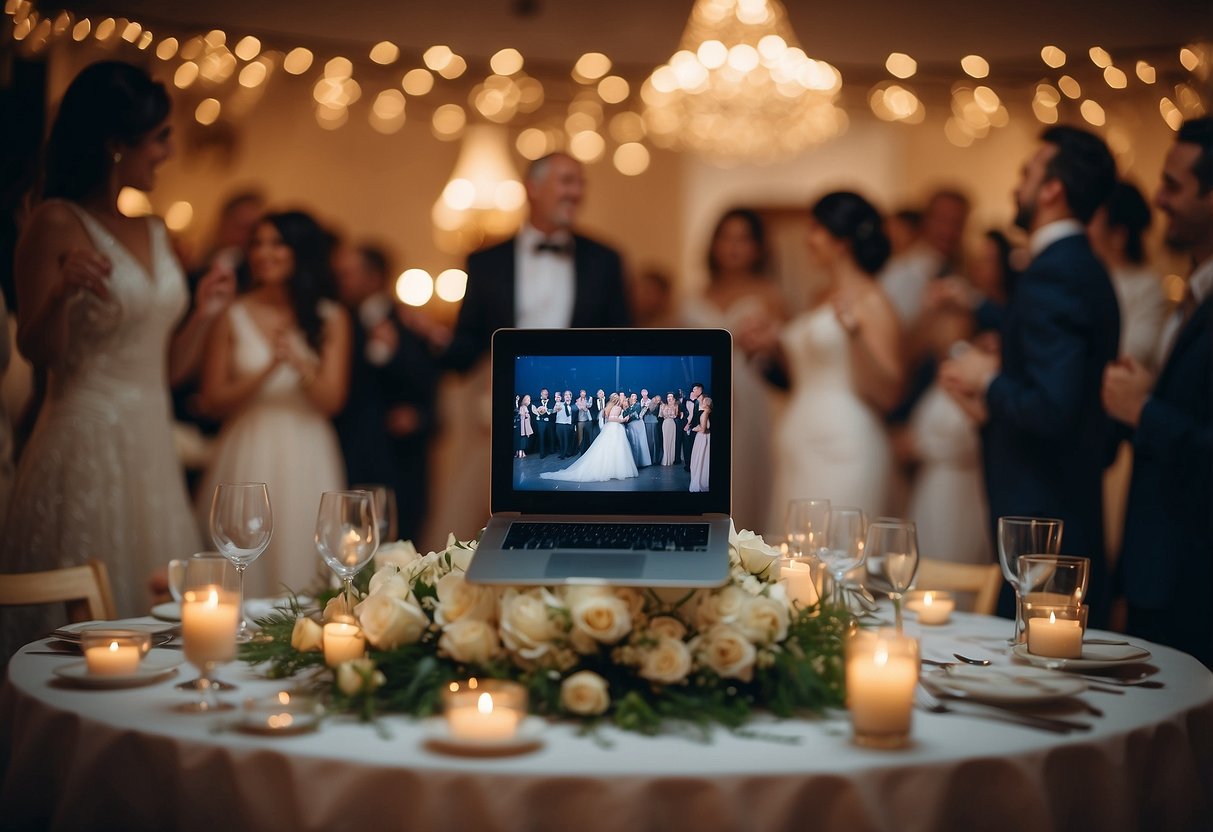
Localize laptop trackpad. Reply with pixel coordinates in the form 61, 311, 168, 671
544, 552, 646, 580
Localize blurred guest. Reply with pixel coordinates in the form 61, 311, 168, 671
516, 393, 533, 458
749, 192, 902, 527
885, 208, 922, 258
685, 208, 782, 532
689, 395, 711, 493
660, 392, 679, 466
624, 392, 652, 467
878, 189, 969, 325
1089, 181, 1169, 372
2, 62, 232, 644
191, 190, 265, 281
942, 126, 1119, 626
532, 388, 555, 458
930, 230, 1021, 334
332, 243, 440, 544
641, 387, 661, 463
555, 390, 575, 458
1106, 118, 1213, 665
196, 211, 350, 597
631, 267, 677, 328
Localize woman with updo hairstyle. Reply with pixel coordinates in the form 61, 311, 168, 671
1, 61, 235, 653
196, 210, 351, 597
752, 191, 904, 528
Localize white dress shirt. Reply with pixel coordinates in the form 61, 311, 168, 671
515, 223, 575, 329
1028, 218, 1085, 258
1157, 256, 1213, 363
877, 241, 945, 324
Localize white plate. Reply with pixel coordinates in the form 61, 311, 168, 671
151, 602, 181, 622
52, 653, 182, 689
926, 665, 1087, 704
421, 716, 545, 757
52, 619, 178, 644
1012, 642, 1152, 670
154, 597, 307, 624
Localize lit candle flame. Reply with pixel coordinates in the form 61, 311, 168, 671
108, 641, 119, 652
923, 592, 934, 607
874, 644, 889, 667
477, 692, 494, 714
1049, 611, 1057, 624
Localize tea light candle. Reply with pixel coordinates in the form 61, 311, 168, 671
323, 621, 366, 667
846, 631, 919, 748
241, 691, 321, 734
914, 591, 955, 626
446, 691, 520, 741
1027, 611, 1083, 658
84, 640, 141, 675
779, 558, 820, 609
181, 586, 240, 667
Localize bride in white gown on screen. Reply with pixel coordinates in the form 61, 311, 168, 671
541, 394, 638, 483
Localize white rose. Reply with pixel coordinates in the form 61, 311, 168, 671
323, 594, 354, 623
697, 624, 757, 681
560, 670, 610, 716
438, 619, 502, 665
356, 593, 428, 649
405, 552, 443, 586
434, 572, 497, 626
569, 593, 633, 644
499, 589, 563, 662
647, 615, 687, 641
613, 587, 645, 620
336, 657, 386, 696
735, 595, 789, 646
375, 540, 419, 573
731, 529, 780, 577
290, 617, 324, 652
560, 585, 612, 606
696, 585, 747, 630
639, 637, 692, 685
368, 568, 412, 601
446, 539, 477, 573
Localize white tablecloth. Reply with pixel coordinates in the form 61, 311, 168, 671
2, 613, 1211, 832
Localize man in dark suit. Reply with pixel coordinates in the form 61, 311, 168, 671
1103, 118, 1213, 666
333, 244, 441, 544
941, 126, 1120, 627
532, 388, 554, 458
683, 383, 704, 472
444, 152, 632, 372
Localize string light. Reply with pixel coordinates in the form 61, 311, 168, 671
886, 52, 917, 79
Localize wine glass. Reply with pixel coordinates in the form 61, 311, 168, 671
785, 498, 830, 561
209, 482, 273, 644
863, 520, 919, 632
178, 554, 240, 712
315, 490, 380, 609
997, 516, 1063, 645
354, 483, 398, 544
818, 506, 867, 607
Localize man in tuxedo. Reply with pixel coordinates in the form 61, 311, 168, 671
332, 243, 441, 544
555, 390, 575, 459
941, 126, 1120, 627
575, 389, 592, 454
683, 383, 704, 472
1104, 118, 1213, 666
533, 388, 554, 458
444, 152, 632, 371
641, 388, 661, 464
588, 388, 606, 447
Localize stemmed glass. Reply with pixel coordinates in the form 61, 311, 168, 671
785, 498, 830, 561
178, 554, 240, 712
209, 482, 273, 644
997, 516, 1063, 645
315, 490, 380, 610
354, 483, 398, 544
863, 520, 919, 632
818, 506, 867, 607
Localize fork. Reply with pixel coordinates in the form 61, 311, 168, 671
915, 686, 1091, 733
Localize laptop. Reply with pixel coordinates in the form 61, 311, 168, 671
465, 327, 733, 587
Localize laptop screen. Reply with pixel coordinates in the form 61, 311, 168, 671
491, 329, 732, 516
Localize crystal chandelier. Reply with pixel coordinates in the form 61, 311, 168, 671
431, 125, 528, 254
641, 0, 845, 164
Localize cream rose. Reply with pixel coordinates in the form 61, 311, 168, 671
647, 615, 687, 642
336, 657, 386, 696
560, 670, 610, 715
498, 588, 563, 662
323, 594, 354, 623
697, 624, 757, 681
695, 585, 747, 629
569, 593, 633, 644
445, 538, 477, 573
290, 617, 323, 652
434, 572, 497, 626
735, 595, 789, 646
356, 593, 428, 649
639, 637, 692, 685
438, 619, 502, 665
375, 540, 419, 573
367, 568, 412, 601
731, 528, 780, 577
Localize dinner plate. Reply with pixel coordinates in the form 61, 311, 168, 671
1012, 642, 1152, 671
151, 602, 181, 622
52, 619, 178, 645
52, 653, 182, 689
925, 665, 1087, 704
421, 716, 545, 757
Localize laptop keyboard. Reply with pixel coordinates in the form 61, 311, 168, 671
502, 522, 711, 552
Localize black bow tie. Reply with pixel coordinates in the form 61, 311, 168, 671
534, 239, 572, 256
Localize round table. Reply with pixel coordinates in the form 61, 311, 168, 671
3, 613, 1211, 832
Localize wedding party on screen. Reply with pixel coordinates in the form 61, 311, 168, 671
511, 355, 714, 493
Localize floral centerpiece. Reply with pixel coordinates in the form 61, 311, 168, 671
243, 527, 848, 733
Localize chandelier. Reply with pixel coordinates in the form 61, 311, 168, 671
431, 125, 528, 254
641, 0, 845, 164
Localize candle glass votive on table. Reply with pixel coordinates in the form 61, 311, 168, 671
1023, 600, 1088, 659
80, 628, 151, 676
442, 679, 527, 742
846, 628, 920, 749
778, 555, 822, 613
178, 555, 241, 712
904, 590, 955, 626
323, 617, 367, 667
1016, 554, 1090, 644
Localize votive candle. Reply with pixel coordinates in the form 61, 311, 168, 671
181, 586, 239, 667
846, 629, 919, 748
84, 640, 141, 675
443, 679, 526, 742
779, 557, 820, 609
323, 621, 366, 667
1027, 611, 1083, 658
914, 591, 955, 626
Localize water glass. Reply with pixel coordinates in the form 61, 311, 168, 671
316, 490, 380, 608
354, 483, 398, 544
863, 520, 919, 632
996, 516, 1062, 645
209, 483, 273, 643
785, 498, 830, 561
819, 506, 866, 607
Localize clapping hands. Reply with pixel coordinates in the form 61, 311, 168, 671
193, 264, 237, 319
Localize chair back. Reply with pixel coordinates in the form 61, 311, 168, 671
915, 558, 1003, 615
0, 560, 118, 622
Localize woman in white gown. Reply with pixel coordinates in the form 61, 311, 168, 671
752, 193, 903, 529
1, 63, 234, 653
196, 212, 351, 597
682, 209, 783, 533
542, 394, 637, 483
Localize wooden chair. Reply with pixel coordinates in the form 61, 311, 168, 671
0, 560, 118, 623
915, 558, 1003, 615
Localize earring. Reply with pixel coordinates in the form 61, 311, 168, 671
113, 152, 122, 164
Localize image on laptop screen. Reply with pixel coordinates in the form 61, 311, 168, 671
510, 354, 714, 493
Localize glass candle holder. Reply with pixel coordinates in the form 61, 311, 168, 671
1023, 601, 1088, 658
846, 628, 920, 749
240, 691, 323, 734
905, 590, 955, 626
777, 556, 821, 612
1016, 554, 1089, 643
442, 679, 526, 742
323, 618, 366, 667
80, 629, 151, 675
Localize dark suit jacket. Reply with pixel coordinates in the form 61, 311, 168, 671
444, 233, 631, 371
1119, 296, 1213, 618
981, 233, 1120, 620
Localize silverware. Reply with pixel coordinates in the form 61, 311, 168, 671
953, 653, 991, 666
1072, 673, 1163, 689
915, 687, 1089, 734
1083, 638, 1133, 646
